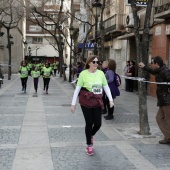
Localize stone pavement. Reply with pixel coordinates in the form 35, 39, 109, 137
0, 73, 170, 170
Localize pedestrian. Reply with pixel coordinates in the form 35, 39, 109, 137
139, 56, 170, 144
123, 61, 130, 91
41, 62, 53, 94
19, 60, 30, 93
126, 60, 135, 92
104, 59, 120, 120
53, 61, 58, 76
101, 60, 108, 114
70, 55, 114, 155
31, 66, 40, 94
76, 62, 83, 78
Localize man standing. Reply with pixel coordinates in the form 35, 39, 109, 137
139, 56, 170, 144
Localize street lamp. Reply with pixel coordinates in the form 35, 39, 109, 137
69, 26, 74, 82
36, 46, 40, 56
23, 41, 27, 60
92, 0, 102, 55
28, 46, 31, 62
7, 34, 14, 80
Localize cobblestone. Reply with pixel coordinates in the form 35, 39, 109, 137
46, 115, 85, 126
48, 127, 109, 143
103, 112, 139, 124
0, 149, 16, 170
0, 106, 26, 115
0, 116, 23, 126
51, 146, 136, 170
0, 129, 20, 144
132, 143, 170, 168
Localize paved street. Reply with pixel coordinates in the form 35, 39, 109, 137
0, 73, 170, 170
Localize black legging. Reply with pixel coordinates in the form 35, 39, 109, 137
81, 105, 101, 145
54, 69, 57, 76
106, 96, 114, 116
43, 78, 50, 91
21, 77, 28, 90
34, 78, 39, 92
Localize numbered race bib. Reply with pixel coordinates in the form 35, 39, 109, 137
22, 71, 28, 75
92, 85, 102, 94
45, 72, 50, 76
34, 73, 39, 77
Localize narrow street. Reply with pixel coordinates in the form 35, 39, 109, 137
0, 74, 170, 170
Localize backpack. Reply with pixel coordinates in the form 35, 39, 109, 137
114, 73, 121, 87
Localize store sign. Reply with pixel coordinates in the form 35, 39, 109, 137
77, 43, 95, 49
126, 0, 148, 6
155, 26, 162, 36
29, 25, 42, 32
166, 25, 170, 35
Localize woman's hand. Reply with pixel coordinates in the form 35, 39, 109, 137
70, 105, 76, 113
109, 101, 114, 108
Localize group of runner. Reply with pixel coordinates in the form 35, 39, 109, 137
19, 60, 59, 94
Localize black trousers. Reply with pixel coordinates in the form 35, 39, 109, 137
43, 78, 50, 91
54, 69, 57, 76
81, 105, 102, 145
21, 77, 28, 90
106, 95, 114, 115
33, 78, 39, 92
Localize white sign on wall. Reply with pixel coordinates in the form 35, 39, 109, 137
166, 25, 170, 35
155, 26, 161, 36
29, 25, 42, 32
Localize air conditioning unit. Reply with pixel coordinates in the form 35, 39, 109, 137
126, 13, 140, 27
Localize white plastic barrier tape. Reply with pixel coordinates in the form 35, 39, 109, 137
71, 76, 170, 85
0, 64, 17, 67
122, 75, 170, 85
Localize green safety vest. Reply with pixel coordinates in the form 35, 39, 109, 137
19, 66, 29, 78
31, 70, 40, 78
43, 67, 52, 78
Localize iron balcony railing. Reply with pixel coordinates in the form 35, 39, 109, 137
155, 2, 170, 15
103, 14, 125, 33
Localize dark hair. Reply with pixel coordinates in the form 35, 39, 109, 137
20, 60, 27, 66
84, 55, 98, 69
45, 62, 50, 67
108, 59, 116, 72
130, 60, 135, 65
77, 62, 81, 65
152, 56, 163, 67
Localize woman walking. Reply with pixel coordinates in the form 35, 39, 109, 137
104, 59, 120, 120
126, 60, 135, 92
41, 62, 53, 94
70, 56, 114, 156
31, 66, 40, 94
19, 60, 29, 93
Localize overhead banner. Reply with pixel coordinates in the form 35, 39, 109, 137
126, 0, 148, 6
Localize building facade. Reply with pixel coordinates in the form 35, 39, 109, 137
25, 0, 71, 65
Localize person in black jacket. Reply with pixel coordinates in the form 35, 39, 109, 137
139, 56, 170, 144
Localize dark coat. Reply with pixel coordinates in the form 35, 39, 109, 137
143, 64, 170, 106
105, 70, 120, 99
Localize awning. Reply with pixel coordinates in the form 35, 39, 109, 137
117, 33, 134, 40
117, 31, 153, 40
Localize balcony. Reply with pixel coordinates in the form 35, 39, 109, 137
154, 2, 170, 19
88, 14, 126, 41
103, 14, 125, 38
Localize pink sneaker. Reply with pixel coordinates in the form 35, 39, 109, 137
85, 146, 94, 156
